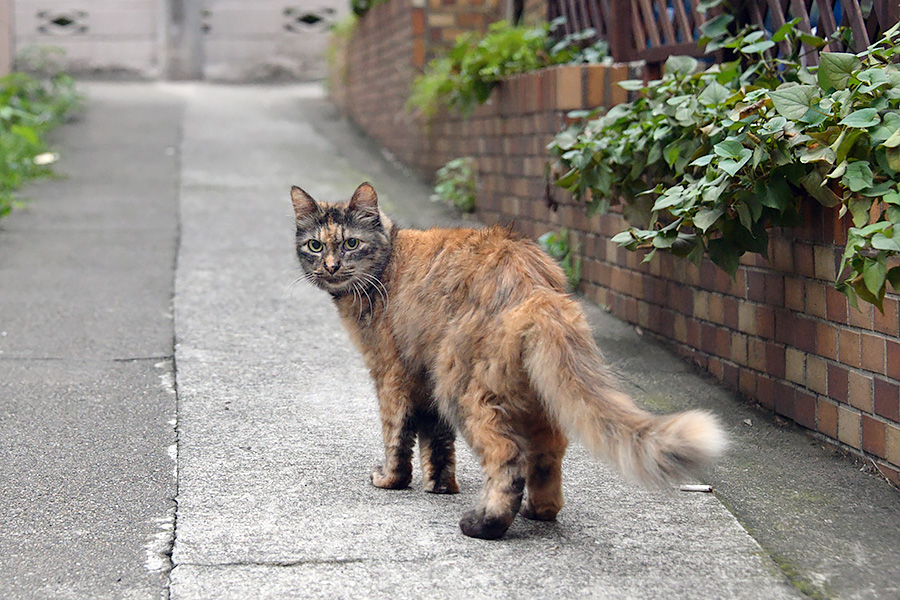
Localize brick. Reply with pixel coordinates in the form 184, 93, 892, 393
757, 375, 778, 410
814, 245, 837, 280
794, 316, 818, 354
738, 302, 757, 335
784, 277, 805, 311
887, 423, 900, 466
584, 64, 606, 107
740, 369, 758, 399
731, 333, 748, 366
806, 356, 828, 395
748, 338, 767, 372
805, 281, 827, 318
838, 406, 861, 448
756, 306, 776, 340
874, 378, 900, 422
770, 237, 793, 272
826, 286, 849, 324
848, 371, 874, 412
747, 270, 766, 303
862, 415, 886, 458
795, 391, 817, 429
765, 274, 785, 307
849, 302, 874, 329
555, 65, 583, 110
723, 296, 739, 329
794, 243, 815, 278
785, 348, 805, 385
693, 290, 710, 321
874, 297, 900, 337
816, 322, 838, 361
860, 333, 886, 375
766, 342, 786, 380
818, 398, 839, 438
773, 380, 796, 419
828, 362, 849, 403
888, 339, 900, 381
708, 293, 724, 325
774, 309, 795, 345
716, 327, 732, 360
839, 329, 861, 368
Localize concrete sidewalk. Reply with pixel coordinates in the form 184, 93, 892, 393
1, 82, 898, 599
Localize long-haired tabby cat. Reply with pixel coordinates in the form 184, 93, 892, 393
291, 182, 726, 540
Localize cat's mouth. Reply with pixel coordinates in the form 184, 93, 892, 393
315, 272, 355, 294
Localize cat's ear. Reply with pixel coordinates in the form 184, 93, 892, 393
291, 186, 319, 220
348, 182, 379, 218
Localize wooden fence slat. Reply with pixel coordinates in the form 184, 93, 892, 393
638, 0, 663, 46
654, 0, 679, 44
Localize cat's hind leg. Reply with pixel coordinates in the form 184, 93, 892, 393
416, 408, 459, 494
458, 390, 526, 540
520, 418, 567, 521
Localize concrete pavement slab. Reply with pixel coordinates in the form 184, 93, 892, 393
170, 83, 798, 599
0, 83, 181, 599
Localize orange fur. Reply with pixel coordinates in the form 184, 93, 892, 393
292, 183, 727, 539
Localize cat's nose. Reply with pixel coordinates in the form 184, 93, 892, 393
324, 258, 341, 274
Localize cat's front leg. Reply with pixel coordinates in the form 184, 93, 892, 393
370, 372, 417, 490
417, 408, 459, 494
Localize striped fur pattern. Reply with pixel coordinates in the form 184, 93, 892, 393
291, 182, 727, 540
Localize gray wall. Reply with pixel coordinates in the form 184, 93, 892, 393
12, 0, 346, 80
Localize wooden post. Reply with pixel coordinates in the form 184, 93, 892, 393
607, 0, 635, 63
0, 0, 13, 76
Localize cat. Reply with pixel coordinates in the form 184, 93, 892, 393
291, 182, 727, 540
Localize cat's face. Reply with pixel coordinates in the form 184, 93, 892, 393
291, 183, 393, 297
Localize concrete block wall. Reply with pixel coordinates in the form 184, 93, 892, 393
333, 0, 900, 485
14, 0, 161, 77
11, 0, 346, 80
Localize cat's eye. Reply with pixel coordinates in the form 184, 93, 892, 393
344, 238, 360, 250
306, 239, 324, 253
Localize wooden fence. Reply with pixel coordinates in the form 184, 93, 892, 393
548, 0, 900, 70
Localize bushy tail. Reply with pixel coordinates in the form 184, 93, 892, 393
519, 293, 727, 489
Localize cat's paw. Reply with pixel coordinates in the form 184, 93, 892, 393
370, 465, 410, 490
458, 509, 511, 540
423, 476, 459, 494
519, 500, 559, 521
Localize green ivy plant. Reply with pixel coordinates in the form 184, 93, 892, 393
549, 11, 900, 311
537, 228, 582, 289
409, 19, 608, 118
433, 157, 477, 213
1, 69, 80, 218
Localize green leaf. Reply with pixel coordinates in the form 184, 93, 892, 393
719, 149, 752, 176
863, 257, 887, 297
842, 161, 874, 192
887, 266, 900, 291
741, 40, 776, 54
772, 18, 802, 42
872, 232, 900, 252
664, 56, 699, 77
713, 139, 745, 159
697, 81, 731, 106
799, 169, 842, 207
618, 79, 647, 91
610, 231, 635, 245
817, 52, 862, 90
839, 108, 881, 128
768, 85, 819, 120
693, 206, 725, 232
848, 197, 872, 227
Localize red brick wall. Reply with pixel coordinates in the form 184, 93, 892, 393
331, 1, 900, 484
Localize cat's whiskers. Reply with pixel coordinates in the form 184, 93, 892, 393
358, 272, 389, 309
285, 271, 317, 300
